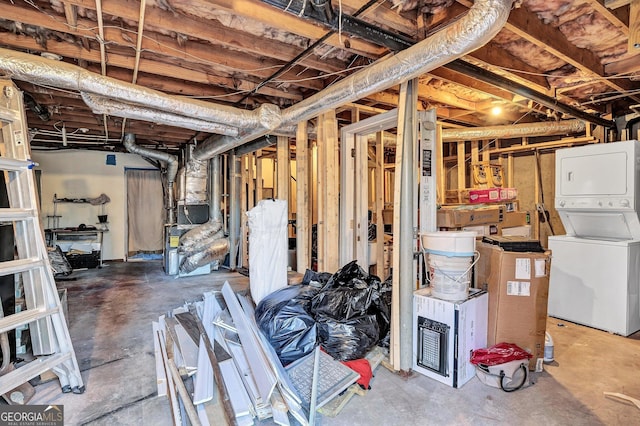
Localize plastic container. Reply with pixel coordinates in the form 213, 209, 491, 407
427, 253, 474, 301
544, 332, 554, 363
421, 231, 476, 257
422, 231, 477, 301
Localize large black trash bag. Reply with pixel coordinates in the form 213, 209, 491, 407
312, 283, 375, 320
372, 275, 393, 347
312, 260, 378, 320
302, 269, 332, 288
316, 314, 380, 361
255, 284, 319, 365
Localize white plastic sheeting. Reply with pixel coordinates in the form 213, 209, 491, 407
247, 199, 289, 305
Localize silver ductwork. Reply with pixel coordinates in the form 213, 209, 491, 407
82, 93, 240, 136
441, 119, 586, 142
0, 47, 279, 131
191, 0, 514, 159
123, 133, 178, 224
178, 212, 229, 274
278, 0, 512, 127
178, 157, 209, 204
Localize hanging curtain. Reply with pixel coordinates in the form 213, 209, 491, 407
126, 169, 163, 255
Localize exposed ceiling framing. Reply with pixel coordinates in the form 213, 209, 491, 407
0, 0, 638, 151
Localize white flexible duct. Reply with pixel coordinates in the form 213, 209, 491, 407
123, 133, 178, 223
82, 93, 240, 136
441, 119, 586, 142
0, 47, 279, 131
192, 0, 514, 159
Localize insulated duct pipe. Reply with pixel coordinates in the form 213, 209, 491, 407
0, 47, 280, 131
123, 133, 178, 224
210, 155, 223, 223
441, 119, 587, 142
82, 93, 240, 136
278, 0, 513, 127
192, 0, 514, 160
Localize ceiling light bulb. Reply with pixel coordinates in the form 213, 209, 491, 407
491, 106, 502, 116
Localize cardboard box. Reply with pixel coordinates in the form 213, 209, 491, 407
413, 288, 488, 388
437, 205, 503, 228
475, 242, 551, 371
500, 211, 530, 228
500, 225, 531, 238
462, 224, 498, 238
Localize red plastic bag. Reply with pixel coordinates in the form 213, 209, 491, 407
470, 342, 532, 367
341, 358, 373, 389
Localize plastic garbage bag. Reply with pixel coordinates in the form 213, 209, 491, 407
371, 275, 393, 345
311, 284, 375, 320
255, 284, 319, 365
316, 314, 380, 361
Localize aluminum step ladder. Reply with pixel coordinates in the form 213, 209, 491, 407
0, 79, 84, 394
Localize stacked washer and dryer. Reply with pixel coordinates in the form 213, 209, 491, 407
548, 140, 640, 336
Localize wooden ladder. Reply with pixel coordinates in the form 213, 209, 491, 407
0, 79, 84, 394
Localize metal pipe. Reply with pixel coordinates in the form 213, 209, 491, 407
398, 80, 417, 372
228, 152, 242, 270
441, 119, 587, 142
123, 133, 178, 223
210, 156, 222, 223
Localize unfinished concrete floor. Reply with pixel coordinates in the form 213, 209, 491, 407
25, 261, 640, 425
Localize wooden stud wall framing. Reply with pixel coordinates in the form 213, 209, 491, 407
296, 121, 311, 272
317, 119, 326, 272
276, 136, 289, 202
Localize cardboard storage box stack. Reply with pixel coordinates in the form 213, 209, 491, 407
437, 204, 531, 238
413, 288, 488, 388
476, 239, 551, 371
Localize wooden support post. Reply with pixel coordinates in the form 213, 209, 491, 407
471, 140, 480, 188
318, 110, 340, 272
507, 153, 514, 188
533, 154, 541, 240
375, 131, 385, 278
457, 140, 466, 203
316, 122, 326, 272
296, 121, 311, 272
255, 150, 263, 202
436, 124, 444, 205
277, 136, 289, 202
482, 140, 491, 163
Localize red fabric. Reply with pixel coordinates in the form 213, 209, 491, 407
470, 342, 532, 367
341, 358, 373, 389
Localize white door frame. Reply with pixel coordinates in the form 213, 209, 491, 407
339, 109, 398, 267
